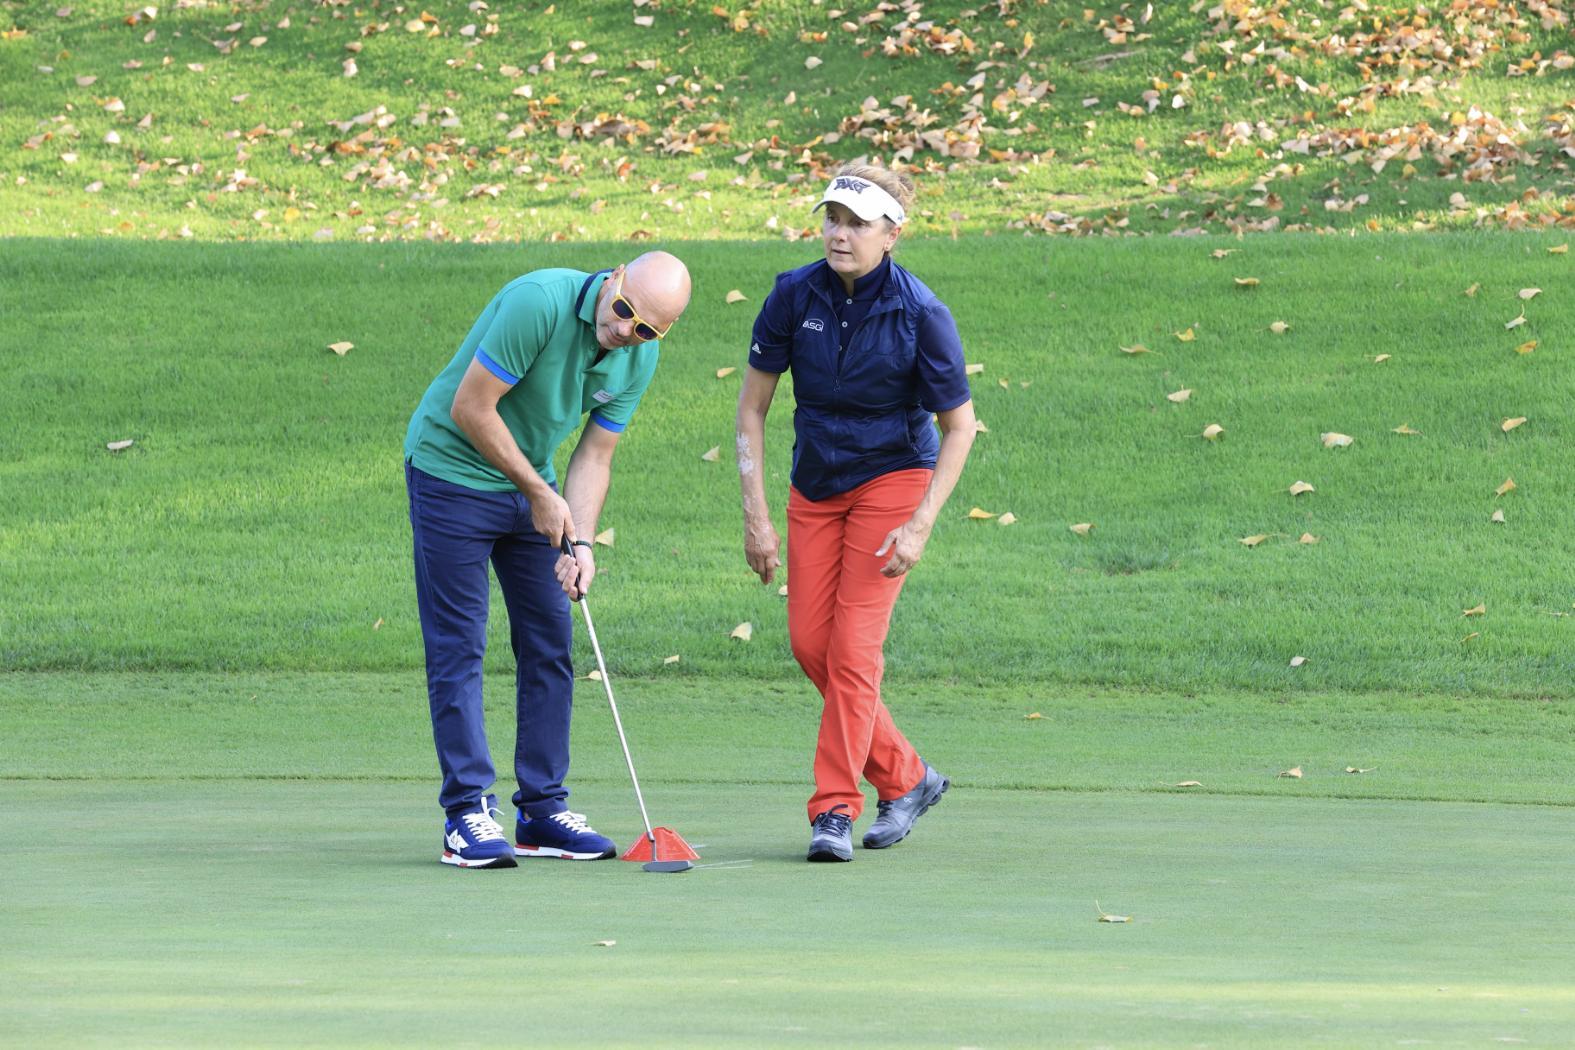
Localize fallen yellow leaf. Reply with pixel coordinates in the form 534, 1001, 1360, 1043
1069, 522, 1094, 536
1392, 424, 1421, 436
1288, 480, 1315, 496
1289, 655, 1307, 667
700, 445, 720, 462
1119, 344, 1151, 355
715, 366, 737, 379
965, 362, 985, 375
1174, 327, 1196, 342
1462, 603, 1486, 617
1210, 249, 1236, 259
1490, 508, 1506, 524
1202, 423, 1224, 440
1269, 321, 1290, 334
1298, 533, 1319, 544
1518, 287, 1542, 301
663, 654, 680, 665
1505, 312, 1526, 331
106, 439, 134, 451
327, 341, 354, 356
1549, 244, 1569, 255
777, 584, 788, 597
1024, 712, 1042, 720
1461, 631, 1480, 643
1166, 388, 1193, 403
1372, 353, 1391, 363
1240, 534, 1269, 548
1234, 276, 1259, 288
1277, 766, 1303, 778
1464, 282, 1480, 297
1095, 901, 1131, 923
724, 289, 746, 304
968, 507, 996, 520
1320, 432, 1354, 449
594, 527, 615, 546
1502, 416, 1527, 432
730, 621, 753, 641
1514, 340, 1538, 354
594, 940, 616, 947
1344, 767, 1374, 774
1496, 477, 1516, 497
1175, 781, 1202, 788
997, 512, 1017, 526
585, 669, 603, 682
372, 617, 384, 631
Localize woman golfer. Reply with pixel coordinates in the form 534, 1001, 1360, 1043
735, 165, 977, 862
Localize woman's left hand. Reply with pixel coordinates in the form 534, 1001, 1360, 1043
875, 518, 932, 578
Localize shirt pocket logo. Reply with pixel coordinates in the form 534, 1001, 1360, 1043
592, 388, 619, 404
801, 319, 825, 332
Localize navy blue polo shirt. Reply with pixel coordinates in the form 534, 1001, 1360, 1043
748, 256, 970, 501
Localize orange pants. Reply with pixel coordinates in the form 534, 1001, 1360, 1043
788, 468, 931, 822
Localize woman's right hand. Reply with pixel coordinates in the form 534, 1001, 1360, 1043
744, 515, 782, 584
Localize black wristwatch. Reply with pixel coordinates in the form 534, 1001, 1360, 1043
570, 539, 593, 550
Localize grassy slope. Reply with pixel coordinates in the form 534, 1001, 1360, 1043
2, 234, 1572, 694
2, 0, 1573, 241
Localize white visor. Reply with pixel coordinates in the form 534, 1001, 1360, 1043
812, 175, 906, 225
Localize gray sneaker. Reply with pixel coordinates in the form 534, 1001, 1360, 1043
862, 764, 949, 849
807, 804, 853, 862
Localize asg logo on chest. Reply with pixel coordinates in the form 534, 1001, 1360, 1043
801, 319, 825, 332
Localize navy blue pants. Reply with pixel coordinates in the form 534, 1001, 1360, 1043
406, 462, 574, 819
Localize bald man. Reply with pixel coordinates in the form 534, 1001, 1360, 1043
403, 251, 692, 869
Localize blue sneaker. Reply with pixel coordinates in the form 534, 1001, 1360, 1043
862, 763, 949, 850
514, 810, 616, 860
807, 804, 853, 863
441, 795, 518, 869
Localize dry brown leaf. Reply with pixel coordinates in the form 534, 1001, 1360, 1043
997, 512, 1018, 526
1289, 656, 1307, 667
730, 621, 753, 642
974, 420, 989, 433
1490, 508, 1506, 524
1502, 416, 1527, 432
1175, 780, 1202, 787
585, 669, 603, 682
804, 56, 822, 69
1234, 276, 1260, 288
1320, 432, 1354, 449
1118, 344, 1150, 355
1372, 353, 1391, 363
1505, 312, 1526, 331
965, 362, 986, 374
1298, 533, 1319, 545
327, 341, 354, 356
106, 439, 134, 451
1202, 423, 1224, 440
724, 289, 746, 304
1392, 424, 1421, 436
1240, 534, 1269, 548
1496, 477, 1516, 497
1269, 321, 1290, 334
1174, 327, 1196, 342
663, 655, 680, 665
1288, 481, 1315, 496
997, 378, 1010, 390
372, 617, 384, 631
777, 584, 788, 597
1024, 712, 1042, 720
1278, 766, 1303, 778
1210, 249, 1236, 259
1464, 282, 1481, 297
1166, 388, 1193, 403
1069, 522, 1094, 536
1518, 288, 1542, 301
1549, 244, 1569, 255
1461, 631, 1480, 643
1515, 340, 1538, 355
594, 528, 615, 547
715, 366, 736, 379
1462, 603, 1486, 617
968, 507, 996, 520
700, 445, 720, 462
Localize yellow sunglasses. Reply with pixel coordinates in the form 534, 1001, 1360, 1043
610, 272, 673, 342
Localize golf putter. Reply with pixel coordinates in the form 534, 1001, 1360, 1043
561, 537, 693, 873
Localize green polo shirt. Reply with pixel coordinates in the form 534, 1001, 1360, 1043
403, 268, 659, 491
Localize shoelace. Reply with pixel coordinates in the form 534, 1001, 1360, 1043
462, 805, 506, 843
814, 810, 852, 835
873, 799, 895, 820
549, 810, 597, 834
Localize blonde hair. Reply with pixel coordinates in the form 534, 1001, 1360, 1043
832, 163, 915, 227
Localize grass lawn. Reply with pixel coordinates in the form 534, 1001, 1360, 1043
3, 233, 1573, 695
3, 672, 1574, 1048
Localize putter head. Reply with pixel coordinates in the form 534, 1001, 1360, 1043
643, 860, 693, 873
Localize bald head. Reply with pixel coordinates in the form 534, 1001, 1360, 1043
594, 250, 693, 349
624, 250, 692, 324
